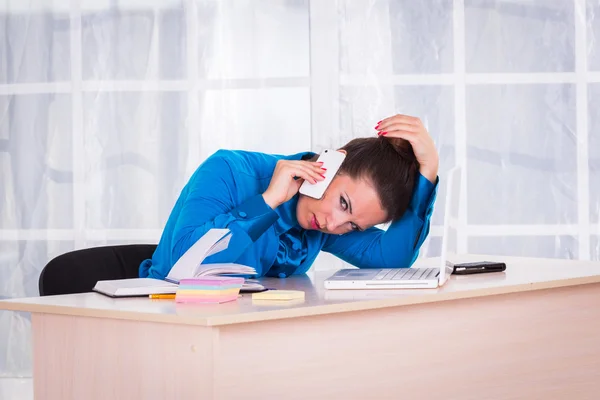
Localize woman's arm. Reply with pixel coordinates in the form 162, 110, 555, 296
322, 173, 438, 268
168, 152, 326, 267
169, 154, 279, 265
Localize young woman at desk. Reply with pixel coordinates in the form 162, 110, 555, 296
39, 114, 439, 294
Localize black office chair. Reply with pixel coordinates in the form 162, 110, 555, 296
39, 244, 157, 296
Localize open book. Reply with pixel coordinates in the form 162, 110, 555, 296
92, 228, 264, 297
164, 229, 255, 283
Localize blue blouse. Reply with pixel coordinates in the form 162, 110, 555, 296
139, 149, 438, 279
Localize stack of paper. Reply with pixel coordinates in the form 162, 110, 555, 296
175, 276, 244, 304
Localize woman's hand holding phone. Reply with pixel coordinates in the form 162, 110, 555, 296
262, 160, 326, 209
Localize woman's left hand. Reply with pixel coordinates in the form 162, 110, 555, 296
375, 114, 439, 184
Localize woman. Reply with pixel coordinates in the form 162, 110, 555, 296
39, 114, 438, 295
141, 114, 439, 279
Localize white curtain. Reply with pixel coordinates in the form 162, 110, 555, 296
1, 0, 598, 383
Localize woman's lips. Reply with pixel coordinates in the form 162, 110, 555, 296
310, 215, 320, 230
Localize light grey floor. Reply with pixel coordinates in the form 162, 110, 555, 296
0, 378, 33, 400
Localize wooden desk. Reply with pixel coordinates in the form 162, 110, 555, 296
2, 255, 600, 399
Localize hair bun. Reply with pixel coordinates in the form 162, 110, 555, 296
386, 137, 418, 165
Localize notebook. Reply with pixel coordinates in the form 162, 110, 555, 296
93, 278, 178, 298
92, 228, 264, 298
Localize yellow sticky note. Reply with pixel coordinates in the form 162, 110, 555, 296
252, 290, 305, 301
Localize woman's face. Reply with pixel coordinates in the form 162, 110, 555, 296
296, 174, 388, 235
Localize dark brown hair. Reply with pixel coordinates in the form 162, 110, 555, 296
338, 136, 419, 222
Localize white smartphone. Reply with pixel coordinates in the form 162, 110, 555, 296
299, 149, 346, 199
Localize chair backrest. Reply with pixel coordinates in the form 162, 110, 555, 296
39, 244, 157, 296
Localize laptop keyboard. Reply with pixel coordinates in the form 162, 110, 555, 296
373, 268, 438, 281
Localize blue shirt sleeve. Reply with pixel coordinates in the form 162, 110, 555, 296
170, 156, 279, 266
229, 194, 280, 242
321, 173, 438, 268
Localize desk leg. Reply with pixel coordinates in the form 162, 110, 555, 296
31, 313, 217, 400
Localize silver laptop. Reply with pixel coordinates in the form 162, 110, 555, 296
324, 166, 461, 289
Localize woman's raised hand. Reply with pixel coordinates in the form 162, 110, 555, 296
375, 114, 439, 183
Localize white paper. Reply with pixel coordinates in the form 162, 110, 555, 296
206, 231, 233, 257
166, 228, 231, 282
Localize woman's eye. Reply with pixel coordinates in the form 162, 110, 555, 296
340, 196, 348, 210
350, 223, 359, 231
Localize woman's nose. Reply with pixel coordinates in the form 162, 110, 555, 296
326, 219, 337, 232
326, 211, 346, 232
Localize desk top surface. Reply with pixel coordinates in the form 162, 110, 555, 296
2, 254, 600, 326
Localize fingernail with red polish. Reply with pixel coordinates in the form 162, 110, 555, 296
377, 120, 382, 124
381, 131, 388, 135
320, 174, 326, 179
321, 168, 327, 171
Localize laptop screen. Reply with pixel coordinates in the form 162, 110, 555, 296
439, 166, 462, 283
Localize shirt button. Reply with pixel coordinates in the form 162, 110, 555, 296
278, 273, 286, 278
238, 211, 247, 218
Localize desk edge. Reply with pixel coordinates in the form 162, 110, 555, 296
1, 276, 600, 326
